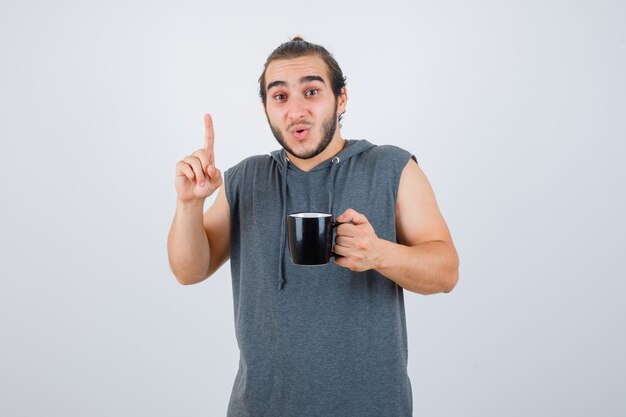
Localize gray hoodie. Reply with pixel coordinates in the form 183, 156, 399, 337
224, 139, 415, 417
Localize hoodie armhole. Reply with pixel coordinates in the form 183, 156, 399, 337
223, 168, 233, 212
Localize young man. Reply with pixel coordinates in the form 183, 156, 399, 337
168, 37, 459, 417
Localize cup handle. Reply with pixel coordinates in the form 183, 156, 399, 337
330, 220, 344, 258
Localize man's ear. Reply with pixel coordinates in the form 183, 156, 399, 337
337, 87, 348, 126
338, 87, 348, 112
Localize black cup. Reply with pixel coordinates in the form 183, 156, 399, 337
287, 213, 338, 265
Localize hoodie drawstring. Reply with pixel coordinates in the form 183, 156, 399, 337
278, 154, 289, 289
328, 156, 341, 214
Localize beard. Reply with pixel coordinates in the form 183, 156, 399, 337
269, 100, 339, 160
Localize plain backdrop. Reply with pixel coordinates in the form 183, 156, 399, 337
1, 0, 625, 416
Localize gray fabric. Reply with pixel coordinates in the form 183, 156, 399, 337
224, 139, 415, 417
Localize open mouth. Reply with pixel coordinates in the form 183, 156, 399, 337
292, 128, 310, 140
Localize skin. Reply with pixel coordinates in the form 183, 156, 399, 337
167, 55, 459, 294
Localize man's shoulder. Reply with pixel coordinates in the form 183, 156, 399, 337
226, 153, 276, 175
355, 141, 416, 166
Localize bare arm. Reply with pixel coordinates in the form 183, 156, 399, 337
167, 114, 231, 285
333, 159, 459, 294
168, 187, 231, 285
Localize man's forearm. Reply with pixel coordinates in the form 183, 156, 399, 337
167, 199, 210, 285
374, 240, 459, 295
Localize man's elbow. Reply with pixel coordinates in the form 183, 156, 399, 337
442, 254, 459, 293
175, 275, 198, 285
170, 264, 210, 286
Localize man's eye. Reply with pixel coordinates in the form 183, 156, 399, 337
274, 94, 286, 100
305, 89, 318, 97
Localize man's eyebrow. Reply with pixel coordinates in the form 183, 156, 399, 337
266, 75, 326, 91
300, 75, 325, 85
267, 80, 286, 91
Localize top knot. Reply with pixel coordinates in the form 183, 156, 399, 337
291, 35, 305, 42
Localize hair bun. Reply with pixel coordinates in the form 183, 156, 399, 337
291, 35, 305, 42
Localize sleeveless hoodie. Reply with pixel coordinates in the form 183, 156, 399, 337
224, 139, 416, 417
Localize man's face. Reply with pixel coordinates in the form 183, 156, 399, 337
263, 55, 346, 160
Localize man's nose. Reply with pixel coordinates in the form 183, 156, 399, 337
287, 96, 307, 120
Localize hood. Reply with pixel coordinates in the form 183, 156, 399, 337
270, 139, 376, 290
269, 139, 375, 168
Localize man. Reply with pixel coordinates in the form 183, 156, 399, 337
168, 37, 459, 417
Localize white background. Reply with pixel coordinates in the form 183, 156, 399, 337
1, 0, 625, 416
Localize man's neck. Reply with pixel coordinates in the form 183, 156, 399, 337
286, 136, 346, 172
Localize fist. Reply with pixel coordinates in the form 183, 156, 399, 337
333, 209, 383, 272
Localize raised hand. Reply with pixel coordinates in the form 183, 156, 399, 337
175, 113, 223, 202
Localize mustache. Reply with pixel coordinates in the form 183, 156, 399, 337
286, 121, 313, 131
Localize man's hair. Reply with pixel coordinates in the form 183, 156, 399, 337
258, 36, 347, 107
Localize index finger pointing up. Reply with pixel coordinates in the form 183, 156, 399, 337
204, 113, 215, 151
